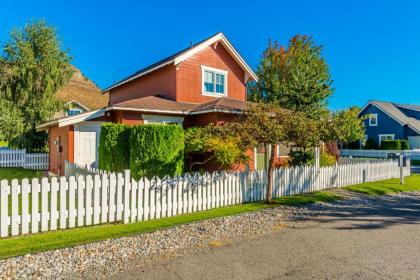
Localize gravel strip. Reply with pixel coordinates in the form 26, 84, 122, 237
0, 192, 396, 280
0, 205, 315, 279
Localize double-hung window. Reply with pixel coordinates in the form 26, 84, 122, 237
369, 114, 378, 126
202, 66, 227, 96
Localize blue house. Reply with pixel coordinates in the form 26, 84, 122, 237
358, 101, 420, 149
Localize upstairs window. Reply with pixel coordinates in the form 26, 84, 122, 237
369, 114, 378, 126
67, 108, 83, 116
202, 66, 227, 96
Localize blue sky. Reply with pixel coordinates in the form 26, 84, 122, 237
1, 0, 419, 109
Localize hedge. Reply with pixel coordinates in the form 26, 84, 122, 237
98, 123, 131, 172
130, 124, 184, 180
400, 140, 409, 150
380, 140, 401, 150
364, 138, 377, 150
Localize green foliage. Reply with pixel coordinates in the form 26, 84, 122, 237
400, 140, 409, 150
380, 140, 401, 150
184, 127, 242, 171
289, 150, 313, 166
322, 108, 366, 144
318, 152, 337, 167
364, 138, 377, 150
130, 125, 184, 179
0, 20, 73, 151
249, 35, 333, 119
98, 123, 131, 172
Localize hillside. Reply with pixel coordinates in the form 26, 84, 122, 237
56, 67, 108, 110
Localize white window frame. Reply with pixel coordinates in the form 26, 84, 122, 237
369, 113, 378, 126
142, 114, 184, 125
378, 134, 394, 145
276, 144, 281, 158
201, 65, 228, 97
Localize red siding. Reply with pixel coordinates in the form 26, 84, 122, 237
109, 65, 177, 104
49, 126, 72, 175
176, 44, 246, 103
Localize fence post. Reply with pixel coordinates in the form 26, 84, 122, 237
399, 155, 404, 185
314, 147, 320, 170
123, 170, 131, 224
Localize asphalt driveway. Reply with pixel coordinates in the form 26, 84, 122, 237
109, 192, 420, 280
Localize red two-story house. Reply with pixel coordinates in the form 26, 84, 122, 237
38, 32, 285, 175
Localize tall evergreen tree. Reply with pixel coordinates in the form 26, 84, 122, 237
249, 35, 334, 119
0, 20, 73, 151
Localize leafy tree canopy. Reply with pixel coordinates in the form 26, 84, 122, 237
249, 35, 334, 119
0, 20, 73, 151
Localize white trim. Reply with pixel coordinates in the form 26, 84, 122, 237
276, 144, 281, 158
201, 65, 228, 97
142, 114, 184, 125
378, 134, 395, 145
111, 106, 190, 115
103, 32, 258, 92
369, 113, 378, 126
36, 109, 106, 131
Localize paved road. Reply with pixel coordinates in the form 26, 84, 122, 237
110, 193, 420, 280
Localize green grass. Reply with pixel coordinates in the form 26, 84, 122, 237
344, 174, 420, 195
0, 168, 43, 181
0, 190, 339, 259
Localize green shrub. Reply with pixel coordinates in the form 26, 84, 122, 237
308, 151, 337, 167
364, 138, 377, 149
289, 150, 313, 166
98, 123, 131, 172
380, 140, 401, 150
400, 140, 409, 150
130, 124, 184, 179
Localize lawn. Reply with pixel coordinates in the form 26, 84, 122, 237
0, 190, 340, 259
0, 168, 43, 181
344, 174, 420, 195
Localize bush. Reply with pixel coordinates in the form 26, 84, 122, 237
364, 138, 377, 150
288, 150, 313, 166
325, 141, 339, 160
400, 140, 409, 150
380, 140, 401, 150
98, 123, 131, 172
319, 152, 337, 166
130, 124, 184, 179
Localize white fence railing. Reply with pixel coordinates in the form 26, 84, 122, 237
0, 149, 48, 170
0, 160, 410, 238
340, 149, 420, 160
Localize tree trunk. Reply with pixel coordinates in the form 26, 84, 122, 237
266, 144, 276, 203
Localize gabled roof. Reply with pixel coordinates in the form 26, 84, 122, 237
102, 32, 258, 92
360, 100, 420, 134
37, 96, 248, 130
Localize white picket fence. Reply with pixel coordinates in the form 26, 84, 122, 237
0, 160, 410, 238
0, 149, 49, 170
341, 149, 420, 160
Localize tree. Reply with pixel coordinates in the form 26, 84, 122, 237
249, 35, 334, 119
0, 20, 73, 151
184, 126, 243, 171
322, 108, 366, 145
230, 102, 319, 203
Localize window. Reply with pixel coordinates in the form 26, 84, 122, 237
142, 114, 184, 125
201, 66, 227, 96
379, 134, 394, 144
369, 114, 378, 126
67, 108, 82, 116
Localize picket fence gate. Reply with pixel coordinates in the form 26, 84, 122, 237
0, 160, 410, 237
0, 149, 48, 170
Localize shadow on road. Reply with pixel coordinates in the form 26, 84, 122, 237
301, 192, 420, 230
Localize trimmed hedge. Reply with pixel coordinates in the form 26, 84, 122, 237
98, 123, 131, 172
380, 140, 401, 150
400, 140, 409, 150
364, 138, 377, 150
380, 139, 410, 150
130, 124, 184, 180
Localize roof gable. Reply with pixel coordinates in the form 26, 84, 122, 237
359, 100, 420, 134
103, 32, 257, 92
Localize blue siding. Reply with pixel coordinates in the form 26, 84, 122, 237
359, 104, 406, 145
397, 106, 420, 119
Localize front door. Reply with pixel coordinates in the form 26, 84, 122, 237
74, 122, 102, 168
